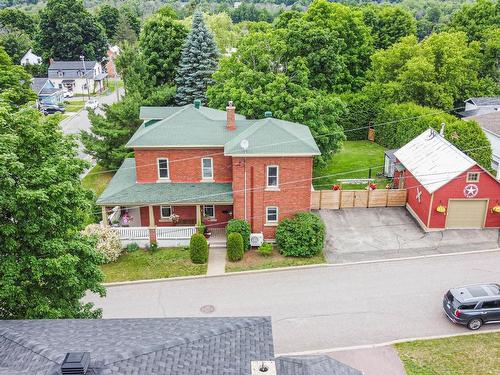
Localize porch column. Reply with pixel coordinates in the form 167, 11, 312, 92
148, 205, 157, 244
101, 206, 108, 227
196, 205, 202, 226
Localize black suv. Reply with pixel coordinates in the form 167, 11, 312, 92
443, 283, 500, 330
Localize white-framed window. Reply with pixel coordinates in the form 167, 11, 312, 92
201, 157, 214, 180
157, 158, 169, 179
160, 205, 172, 218
466, 172, 480, 183
266, 206, 278, 223
203, 205, 215, 219
267, 165, 279, 188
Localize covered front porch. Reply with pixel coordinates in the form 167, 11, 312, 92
101, 204, 232, 247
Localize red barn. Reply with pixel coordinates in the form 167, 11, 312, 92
393, 129, 500, 230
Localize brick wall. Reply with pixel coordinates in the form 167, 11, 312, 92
232, 156, 313, 239
134, 148, 232, 183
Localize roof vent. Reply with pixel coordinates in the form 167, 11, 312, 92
264, 111, 272, 118
251, 361, 276, 375
61, 352, 90, 375
194, 99, 201, 109
440, 122, 446, 136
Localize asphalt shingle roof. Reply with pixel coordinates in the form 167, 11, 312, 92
96, 159, 233, 205
467, 97, 500, 107
467, 111, 500, 136
276, 356, 362, 375
128, 104, 320, 156
30, 78, 49, 94
48, 60, 97, 71
0, 317, 274, 375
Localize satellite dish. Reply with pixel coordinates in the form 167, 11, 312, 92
240, 139, 249, 151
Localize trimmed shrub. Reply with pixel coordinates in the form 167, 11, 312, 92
226, 219, 251, 250
82, 224, 123, 263
276, 212, 325, 258
190, 233, 209, 264
126, 243, 139, 252
258, 242, 273, 257
149, 242, 159, 252
337, 92, 377, 141
227, 232, 244, 261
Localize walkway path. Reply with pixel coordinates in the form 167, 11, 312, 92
206, 246, 226, 276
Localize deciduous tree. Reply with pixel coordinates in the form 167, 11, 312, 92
0, 47, 36, 107
0, 106, 105, 319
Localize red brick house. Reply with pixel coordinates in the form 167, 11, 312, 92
97, 101, 320, 245
393, 129, 500, 231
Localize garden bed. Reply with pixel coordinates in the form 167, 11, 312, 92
101, 247, 207, 282
225, 246, 325, 273
313, 140, 389, 190
395, 332, 500, 375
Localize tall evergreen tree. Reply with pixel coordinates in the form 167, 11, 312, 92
175, 11, 219, 105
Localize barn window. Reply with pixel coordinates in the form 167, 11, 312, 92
466, 172, 480, 183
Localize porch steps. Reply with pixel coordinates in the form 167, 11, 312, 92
209, 241, 227, 248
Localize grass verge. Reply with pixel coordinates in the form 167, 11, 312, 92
101, 247, 207, 282
225, 247, 325, 273
82, 165, 114, 196
313, 140, 389, 190
64, 100, 85, 112
395, 332, 500, 375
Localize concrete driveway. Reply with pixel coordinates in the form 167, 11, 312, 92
319, 207, 499, 263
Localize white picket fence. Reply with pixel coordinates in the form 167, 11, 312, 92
111, 226, 197, 245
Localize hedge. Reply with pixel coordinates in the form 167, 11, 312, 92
276, 212, 325, 258
226, 219, 251, 250
337, 92, 377, 141
227, 232, 244, 261
189, 233, 208, 264
374, 102, 492, 169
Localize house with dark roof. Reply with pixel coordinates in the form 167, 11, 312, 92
30, 78, 64, 107
0, 317, 362, 375
461, 110, 500, 179
457, 96, 500, 118
97, 100, 320, 246
48, 60, 107, 95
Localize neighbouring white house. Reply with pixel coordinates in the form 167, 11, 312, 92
48, 60, 108, 95
458, 96, 500, 117
463, 111, 500, 179
20, 48, 42, 65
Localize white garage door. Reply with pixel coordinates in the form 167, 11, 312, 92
446, 200, 488, 229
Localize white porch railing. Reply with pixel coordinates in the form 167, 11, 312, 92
156, 226, 196, 240
112, 227, 149, 240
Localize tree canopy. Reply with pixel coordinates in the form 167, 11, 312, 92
0, 106, 105, 319
36, 0, 108, 61
0, 46, 36, 108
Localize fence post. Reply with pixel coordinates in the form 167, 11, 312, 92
367, 188, 370, 208
385, 189, 389, 207
319, 190, 323, 210
339, 190, 342, 209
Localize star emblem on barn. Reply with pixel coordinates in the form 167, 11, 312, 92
463, 184, 479, 198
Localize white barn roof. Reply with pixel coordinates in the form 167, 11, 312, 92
394, 128, 476, 193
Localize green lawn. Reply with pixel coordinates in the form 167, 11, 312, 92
313, 141, 388, 190
395, 332, 500, 375
101, 247, 207, 282
226, 247, 325, 273
64, 100, 85, 113
82, 165, 115, 196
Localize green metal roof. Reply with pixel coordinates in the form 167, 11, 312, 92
225, 118, 320, 156
127, 104, 320, 156
96, 159, 233, 206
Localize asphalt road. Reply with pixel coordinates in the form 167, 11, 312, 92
60, 88, 124, 163
86, 251, 500, 354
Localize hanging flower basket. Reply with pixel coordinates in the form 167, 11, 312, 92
492, 205, 500, 213
332, 184, 341, 191
436, 205, 446, 213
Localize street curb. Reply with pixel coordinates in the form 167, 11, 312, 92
103, 247, 500, 287
275, 328, 500, 356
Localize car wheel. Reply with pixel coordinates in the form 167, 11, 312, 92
467, 318, 482, 330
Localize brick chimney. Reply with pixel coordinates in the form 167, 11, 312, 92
226, 101, 236, 131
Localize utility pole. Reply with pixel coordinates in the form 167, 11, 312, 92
80, 55, 91, 100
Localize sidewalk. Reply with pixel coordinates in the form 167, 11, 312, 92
327, 346, 406, 375
206, 246, 226, 276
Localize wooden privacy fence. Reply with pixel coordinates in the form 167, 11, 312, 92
311, 189, 407, 210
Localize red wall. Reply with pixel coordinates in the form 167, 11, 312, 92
429, 166, 500, 228
232, 156, 313, 239
139, 205, 233, 228
134, 148, 232, 183
398, 169, 433, 227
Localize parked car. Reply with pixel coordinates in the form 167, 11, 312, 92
41, 104, 65, 115
85, 98, 99, 110
63, 90, 74, 98
443, 283, 500, 330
